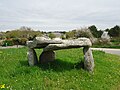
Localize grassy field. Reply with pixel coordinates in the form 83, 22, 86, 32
92, 45, 120, 49
0, 47, 120, 90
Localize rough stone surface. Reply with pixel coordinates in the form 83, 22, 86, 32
27, 41, 37, 48
27, 37, 92, 49
83, 46, 94, 72
27, 37, 63, 48
62, 38, 92, 46
27, 48, 38, 66
43, 38, 92, 51
39, 51, 55, 63
34, 37, 63, 44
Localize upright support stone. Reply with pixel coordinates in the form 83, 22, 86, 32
39, 51, 55, 63
83, 46, 94, 72
27, 48, 38, 66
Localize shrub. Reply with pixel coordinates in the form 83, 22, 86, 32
66, 30, 76, 39
0, 40, 3, 46
93, 38, 111, 46
19, 38, 28, 45
75, 28, 95, 43
110, 37, 120, 42
12, 38, 20, 45
60, 34, 66, 39
110, 37, 120, 46
75, 28, 94, 38
48, 33, 56, 39
2, 39, 13, 46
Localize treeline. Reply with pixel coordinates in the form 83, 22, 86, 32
0, 26, 42, 40
0, 26, 43, 46
65, 25, 120, 47
106, 25, 120, 37
65, 26, 102, 39
65, 25, 120, 39
0, 25, 120, 46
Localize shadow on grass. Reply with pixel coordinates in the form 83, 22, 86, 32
20, 60, 29, 66
38, 59, 84, 72
19, 59, 84, 72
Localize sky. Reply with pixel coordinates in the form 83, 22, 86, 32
0, 0, 120, 32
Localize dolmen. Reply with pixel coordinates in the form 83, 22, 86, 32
27, 37, 94, 72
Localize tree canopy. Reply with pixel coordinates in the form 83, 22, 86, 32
88, 25, 103, 38
108, 25, 120, 37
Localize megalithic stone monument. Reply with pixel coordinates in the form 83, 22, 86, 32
27, 37, 94, 72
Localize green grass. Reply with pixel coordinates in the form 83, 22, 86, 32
92, 41, 120, 49
93, 45, 120, 49
0, 47, 120, 90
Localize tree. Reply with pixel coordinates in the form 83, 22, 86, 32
97, 30, 103, 38
105, 28, 109, 32
108, 25, 120, 37
88, 25, 98, 37
88, 25, 102, 38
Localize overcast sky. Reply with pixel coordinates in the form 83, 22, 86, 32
0, 0, 120, 31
